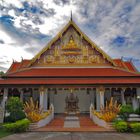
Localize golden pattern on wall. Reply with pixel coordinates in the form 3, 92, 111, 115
33, 26, 112, 67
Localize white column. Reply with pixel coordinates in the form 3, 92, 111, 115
19, 89, 24, 102
96, 89, 100, 110
2, 88, 8, 108
0, 88, 8, 123
100, 91, 104, 108
39, 88, 48, 111
40, 92, 44, 110
121, 88, 126, 105
132, 96, 138, 110
135, 88, 140, 109
90, 89, 95, 105
43, 89, 48, 111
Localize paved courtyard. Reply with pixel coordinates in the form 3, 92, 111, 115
1, 132, 140, 140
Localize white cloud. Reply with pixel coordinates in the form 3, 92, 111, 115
0, 43, 33, 69
0, 0, 23, 8
0, 0, 140, 71
0, 27, 15, 44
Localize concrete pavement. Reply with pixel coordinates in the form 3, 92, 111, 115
1, 132, 140, 140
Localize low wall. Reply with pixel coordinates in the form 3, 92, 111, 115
29, 104, 54, 130
37, 112, 54, 128
91, 113, 109, 129
89, 104, 109, 129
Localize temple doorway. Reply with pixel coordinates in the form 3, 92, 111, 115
49, 88, 93, 114
65, 89, 79, 114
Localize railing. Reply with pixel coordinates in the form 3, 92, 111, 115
89, 104, 110, 129
29, 104, 55, 130
37, 104, 54, 128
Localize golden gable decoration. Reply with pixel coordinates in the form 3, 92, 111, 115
29, 18, 116, 67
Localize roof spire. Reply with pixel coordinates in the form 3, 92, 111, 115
70, 10, 73, 21
130, 58, 133, 62
21, 56, 23, 61
12, 59, 15, 63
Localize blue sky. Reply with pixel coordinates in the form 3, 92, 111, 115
0, 0, 140, 71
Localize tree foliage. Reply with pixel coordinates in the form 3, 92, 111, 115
0, 71, 4, 76
5, 97, 25, 122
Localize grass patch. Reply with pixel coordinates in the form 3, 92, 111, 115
0, 127, 13, 138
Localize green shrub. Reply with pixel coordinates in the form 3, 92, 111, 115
130, 123, 140, 132
5, 97, 26, 122
3, 119, 30, 133
135, 108, 140, 115
119, 104, 133, 121
114, 121, 128, 132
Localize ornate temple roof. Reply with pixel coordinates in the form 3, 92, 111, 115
6, 58, 138, 75
0, 18, 140, 85
6, 67, 139, 77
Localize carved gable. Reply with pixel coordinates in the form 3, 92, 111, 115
30, 21, 115, 67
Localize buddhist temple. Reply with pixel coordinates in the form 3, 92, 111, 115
0, 17, 140, 116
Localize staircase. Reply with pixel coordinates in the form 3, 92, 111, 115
64, 116, 80, 128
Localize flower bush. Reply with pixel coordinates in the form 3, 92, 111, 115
3, 119, 30, 133
114, 121, 128, 132
134, 108, 140, 115
119, 104, 133, 121
130, 123, 140, 132
113, 121, 140, 133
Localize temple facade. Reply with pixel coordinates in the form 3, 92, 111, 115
0, 18, 140, 114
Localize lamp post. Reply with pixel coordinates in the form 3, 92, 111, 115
137, 95, 140, 115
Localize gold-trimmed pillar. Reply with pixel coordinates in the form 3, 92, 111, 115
39, 86, 48, 111
96, 86, 105, 110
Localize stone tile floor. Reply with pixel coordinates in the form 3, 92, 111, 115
64, 116, 80, 128
36, 116, 109, 132
1, 132, 140, 140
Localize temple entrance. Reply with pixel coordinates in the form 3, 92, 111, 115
49, 88, 92, 114
65, 89, 80, 114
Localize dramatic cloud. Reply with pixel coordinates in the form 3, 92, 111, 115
0, 0, 140, 71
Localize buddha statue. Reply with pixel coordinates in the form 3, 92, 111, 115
65, 92, 79, 114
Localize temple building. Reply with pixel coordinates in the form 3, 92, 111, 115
0, 18, 140, 115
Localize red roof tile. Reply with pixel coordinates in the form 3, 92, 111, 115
0, 77, 140, 85
113, 59, 126, 69
124, 61, 137, 72
7, 60, 30, 74
6, 62, 21, 73
18, 59, 30, 69
6, 67, 139, 77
